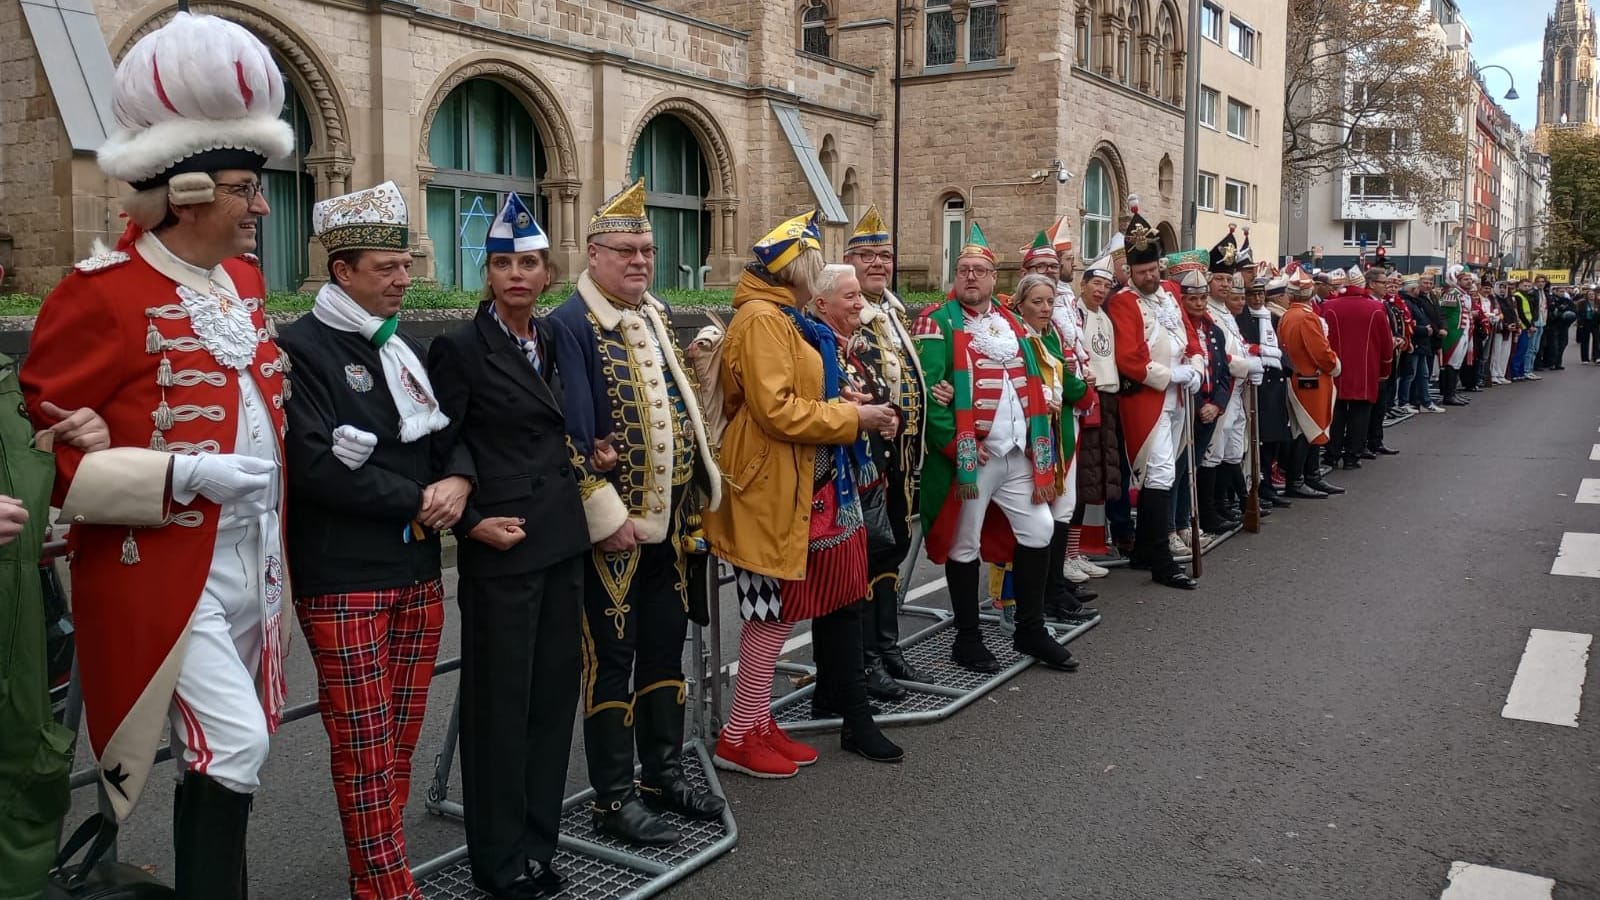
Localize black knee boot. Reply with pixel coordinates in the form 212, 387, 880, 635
636, 687, 725, 821
587, 708, 679, 846
1010, 544, 1080, 670
1138, 488, 1198, 590
814, 604, 903, 763
944, 559, 998, 673
860, 581, 909, 701
1196, 466, 1228, 532
173, 771, 251, 900
872, 574, 922, 682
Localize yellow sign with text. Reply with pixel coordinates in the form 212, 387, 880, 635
1506, 269, 1571, 284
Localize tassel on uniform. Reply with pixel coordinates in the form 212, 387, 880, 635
156, 358, 173, 387
146, 322, 162, 354
120, 531, 140, 565
152, 401, 175, 431
148, 430, 167, 452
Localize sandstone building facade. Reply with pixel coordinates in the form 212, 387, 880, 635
3, 0, 1283, 297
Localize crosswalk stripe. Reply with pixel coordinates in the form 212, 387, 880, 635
1578, 479, 1600, 504
1552, 532, 1600, 578
1592, 443, 1600, 461
1501, 629, 1592, 728
1439, 862, 1554, 899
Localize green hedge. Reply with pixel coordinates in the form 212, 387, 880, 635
1, 285, 949, 317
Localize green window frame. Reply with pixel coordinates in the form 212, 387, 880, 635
629, 115, 710, 293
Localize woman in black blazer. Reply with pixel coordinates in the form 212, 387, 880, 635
427, 195, 593, 900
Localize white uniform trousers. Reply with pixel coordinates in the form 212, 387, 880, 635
949, 447, 1056, 563
1143, 398, 1187, 491
168, 520, 270, 794
1051, 452, 1079, 524
1204, 389, 1247, 467
1490, 333, 1512, 379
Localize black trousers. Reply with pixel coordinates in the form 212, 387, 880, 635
459, 556, 583, 890
1580, 325, 1599, 362
1284, 435, 1312, 484
1332, 399, 1372, 464
580, 542, 688, 794
1440, 363, 1459, 401
1552, 326, 1571, 366
1366, 379, 1392, 450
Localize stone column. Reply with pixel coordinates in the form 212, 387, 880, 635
370, 1, 422, 273
301, 152, 354, 290
541, 178, 583, 279
414, 164, 439, 283
703, 197, 741, 288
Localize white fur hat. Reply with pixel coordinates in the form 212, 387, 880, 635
97, 13, 294, 189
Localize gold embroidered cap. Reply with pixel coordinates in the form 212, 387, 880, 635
588, 178, 652, 237
313, 181, 409, 253
846, 203, 891, 250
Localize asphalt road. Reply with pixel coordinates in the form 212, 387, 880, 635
65, 350, 1600, 899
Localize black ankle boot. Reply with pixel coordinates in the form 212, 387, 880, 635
585, 708, 679, 846
944, 559, 999, 673
174, 771, 251, 900
1138, 489, 1198, 589
1009, 545, 1080, 671
635, 686, 724, 822
840, 718, 904, 763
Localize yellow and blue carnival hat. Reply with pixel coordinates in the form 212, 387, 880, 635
588, 177, 652, 238
846, 204, 891, 251
753, 209, 823, 273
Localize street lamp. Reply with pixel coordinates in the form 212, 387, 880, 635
1476, 63, 1519, 101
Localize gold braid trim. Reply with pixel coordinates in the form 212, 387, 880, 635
578, 613, 636, 723
635, 679, 687, 704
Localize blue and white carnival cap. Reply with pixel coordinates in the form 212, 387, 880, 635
485, 193, 549, 254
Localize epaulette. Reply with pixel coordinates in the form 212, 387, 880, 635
240, 253, 261, 268
73, 250, 130, 274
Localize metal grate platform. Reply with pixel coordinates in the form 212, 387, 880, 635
417, 742, 735, 900
771, 615, 1099, 735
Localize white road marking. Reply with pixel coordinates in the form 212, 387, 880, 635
1439, 862, 1554, 899
1591, 443, 1600, 461
723, 577, 949, 677
1578, 479, 1600, 504
1551, 532, 1600, 578
1501, 630, 1592, 728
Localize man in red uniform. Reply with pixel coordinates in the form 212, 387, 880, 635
1277, 269, 1344, 498
1105, 200, 1202, 590
1321, 266, 1394, 472
20, 13, 294, 898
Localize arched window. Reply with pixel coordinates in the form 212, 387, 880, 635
259, 65, 314, 292
426, 79, 545, 292
1081, 157, 1114, 260
630, 114, 711, 292
1158, 155, 1175, 197
1076, 9, 1090, 67
1124, 14, 1140, 86
801, 0, 831, 57
819, 134, 838, 186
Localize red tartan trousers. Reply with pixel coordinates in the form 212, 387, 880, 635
297, 581, 445, 900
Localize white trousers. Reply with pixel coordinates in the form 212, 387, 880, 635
1491, 334, 1512, 379
1204, 389, 1247, 467
168, 521, 270, 793
1143, 401, 1187, 491
1051, 452, 1079, 523
950, 447, 1056, 562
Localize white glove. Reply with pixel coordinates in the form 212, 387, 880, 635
1263, 354, 1283, 370
1260, 345, 1283, 360
332, 425, 379, 471
1170, 364, 1197, 387
1249, 369, 1265, 385
173, 453, 276, 506
1246, 356, 1265, 375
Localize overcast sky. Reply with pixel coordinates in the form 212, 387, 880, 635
1456, 0, 1560, 128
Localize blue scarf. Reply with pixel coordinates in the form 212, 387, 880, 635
782, 305, 869, 506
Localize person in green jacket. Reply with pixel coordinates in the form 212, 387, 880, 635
0, 351, 108, 900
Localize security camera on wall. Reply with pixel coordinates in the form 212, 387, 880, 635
1057, 168, 1072, 184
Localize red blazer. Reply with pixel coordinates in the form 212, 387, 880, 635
1320, 290, 1393, 402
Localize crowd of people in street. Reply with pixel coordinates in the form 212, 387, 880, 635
0, 13, 1587, 900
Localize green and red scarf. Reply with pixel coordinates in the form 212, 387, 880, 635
942, 299, 1056, 501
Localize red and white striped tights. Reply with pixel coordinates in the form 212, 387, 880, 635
723, 619, 793, 744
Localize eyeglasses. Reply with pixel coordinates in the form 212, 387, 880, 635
850, 251, 895, 263
592, 242, 657, 260
955, 266, 995, 278
214, 181, 263, 202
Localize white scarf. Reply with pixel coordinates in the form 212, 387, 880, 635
312, 283, 449, 443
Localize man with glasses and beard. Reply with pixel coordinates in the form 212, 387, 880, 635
841, 205, 927, 701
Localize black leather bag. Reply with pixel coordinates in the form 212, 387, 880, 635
46, 815, 174, 899
859, 477, 896, 556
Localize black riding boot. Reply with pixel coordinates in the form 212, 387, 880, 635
1138, 488, 1198, 589
870, 576, 922, 683
1009, 544, 1079, 670
1196, 466, 1229, 533
945, 559, 998, 673
636, 687, 724, 822
814, 604, 903, 763
859, 584, 909, 701
173, 771, 251, 900
1042, 522, 1098, 621
586, 707, 679, 847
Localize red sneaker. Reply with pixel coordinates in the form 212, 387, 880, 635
713, 732, 798, 779
760, 719, 818, 767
